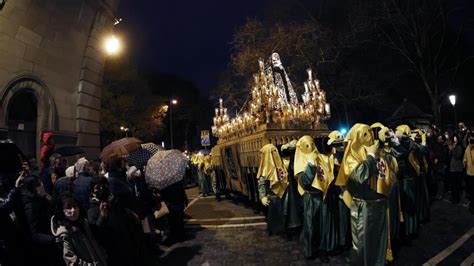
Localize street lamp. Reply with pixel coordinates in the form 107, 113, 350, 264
120, 126, 129, 138
169, 99, 178, 149
104, 35, 121, 56
449, 94, 457, 125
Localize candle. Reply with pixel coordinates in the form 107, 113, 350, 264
325, 103, 331, 116
215, 108, 219, 116
307, 68, 312, 81
254, 73, 259, 84
304, 82, 309, 93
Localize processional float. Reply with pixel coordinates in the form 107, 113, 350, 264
210, 53, 330, 200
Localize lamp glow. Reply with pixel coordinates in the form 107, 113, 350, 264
171, 99, 178, 105
449, 95, 456, 106
104, 35, 121, 55
340, 128, 348, 136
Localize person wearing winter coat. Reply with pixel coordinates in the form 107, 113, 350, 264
40, 131, 55, 171
449, 134, 465, 204
40, 154, 65, 195
87, 176, 146, 266
54, 158, 93, 209
430, 134, 449, 199
51, 193, 107, 266
16, 175, 63, 265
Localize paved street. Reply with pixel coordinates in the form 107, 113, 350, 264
157, 188, 474, 266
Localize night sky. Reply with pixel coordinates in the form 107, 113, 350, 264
117, 0, 262, 97
116, 1, 474, 125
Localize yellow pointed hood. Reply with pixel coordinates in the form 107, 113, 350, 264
335, 123, 373, 186
327, 130, 344, 145
257, 144, 289, 198
396, 124, 411, 138
204, 155, 213, 174
294, 136, 318, 195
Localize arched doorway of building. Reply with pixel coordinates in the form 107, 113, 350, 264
6, 89, 38, 159
1, 76, 57, 162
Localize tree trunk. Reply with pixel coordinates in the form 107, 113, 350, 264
431, 99, 440, 125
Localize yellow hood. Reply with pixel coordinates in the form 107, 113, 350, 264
335, 123, 373, 186
327, 130, 344, 145
294, 136, 318, 195
257, 144, 289, 198
396, 124, 411, 138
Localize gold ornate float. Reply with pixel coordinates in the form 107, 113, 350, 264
211, 53, 330, 197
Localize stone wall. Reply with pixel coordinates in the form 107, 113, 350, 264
0, 0, 119, 160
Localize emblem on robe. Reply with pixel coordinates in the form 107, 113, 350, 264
376, 158, 387, 180
276, 167, 286, 181
316, 165, 325, 182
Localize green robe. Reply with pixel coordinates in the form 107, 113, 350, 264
381, 152, 401, 243
258, 176, 301, 235
334, 161, 351, 248
346, 155, 389, 266
198, 171, 212, 194
299, 164, 337, 257
392, 139, 419, 236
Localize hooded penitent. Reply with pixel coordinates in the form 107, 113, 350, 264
294, 136, 318, 195
327, 130, 344, 146
336, 124, 373, 187
396, 125, 421, 176
204, 155, 213, 175
369, 123, 397, 198
257, 144, 289, 198
298, 135, 335, 199
335, 124, 373, 207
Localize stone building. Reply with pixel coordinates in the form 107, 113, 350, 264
0, 0, 119, 160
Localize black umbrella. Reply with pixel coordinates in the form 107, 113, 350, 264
54, 146, 85, 157
0, 142, 27, 173
127, 143, 163, 168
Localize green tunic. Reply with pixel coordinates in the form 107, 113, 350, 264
382, 152, 401, 243
198, 171, 212, 194
299, 164, 337, 257
334, 162, 351, 248
258, 176, 301, 235
392, 139, 419, 236
346, 155, 389, 266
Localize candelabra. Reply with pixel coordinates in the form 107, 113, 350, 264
211, 53, 330, 141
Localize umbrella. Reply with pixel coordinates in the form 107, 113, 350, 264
145, 149, 188, 190
54, 146, 85, 156
100, 137, 142, 161
0, 142, 27, 173
127, 142, 164, 168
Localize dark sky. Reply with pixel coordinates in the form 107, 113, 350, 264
117, 0, 262, 98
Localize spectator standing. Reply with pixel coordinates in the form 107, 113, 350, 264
17, 176, 62, 266
40, 132, 55, 171
449, 134, 465, 204
51, 194, 107, 265
430, 134, 449, 199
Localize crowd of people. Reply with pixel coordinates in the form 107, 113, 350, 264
256, 122, 474, 265
0, 135, 188, 266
